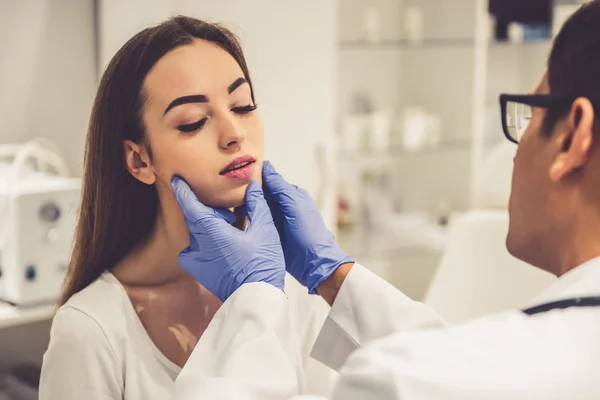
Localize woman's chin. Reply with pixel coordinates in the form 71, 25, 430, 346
201, 187, 247, 210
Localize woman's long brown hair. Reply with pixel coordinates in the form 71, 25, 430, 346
59, 16, 255, 306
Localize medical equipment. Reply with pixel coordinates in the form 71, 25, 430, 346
0, 139, 80, 306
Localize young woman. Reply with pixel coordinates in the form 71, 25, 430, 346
39, 16, 335, 399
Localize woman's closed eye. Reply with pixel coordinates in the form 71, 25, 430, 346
177, 105, 257, 133
232, 104, 257, 115
178, 118, 208, 133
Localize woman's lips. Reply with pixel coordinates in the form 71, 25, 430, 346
221, 161, 255, 180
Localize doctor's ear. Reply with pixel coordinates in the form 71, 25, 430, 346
549, 97, 596, 182
124, 139, 156, 185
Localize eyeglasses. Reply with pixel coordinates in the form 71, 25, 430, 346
499, 94, 574, 144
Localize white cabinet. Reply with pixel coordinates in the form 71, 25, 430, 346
337, 0, 487, 217
335, 0, 554, 230
335, 1, 487, 288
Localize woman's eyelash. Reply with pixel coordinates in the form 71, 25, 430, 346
178, 118, 207, 133
177, 105, 256, 133
232, 104, 258, 114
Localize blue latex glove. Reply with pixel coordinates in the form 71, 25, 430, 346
171, 177, 286, 302
262, 161, 354, 294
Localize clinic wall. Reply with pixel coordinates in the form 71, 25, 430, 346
0, 0, 97, 176
99, 0, 339, 227
98, 0, 172, 72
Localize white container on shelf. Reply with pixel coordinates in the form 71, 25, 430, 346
341, 110, 392, 153
507, 22, 524, 43
404, 7, 424, 45
400, 107, 428, 152
362, 7, 382, 44
369, 109, 392, 152
399, 107, 441, 152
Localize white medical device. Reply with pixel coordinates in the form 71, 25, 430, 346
0, 140, 80, 306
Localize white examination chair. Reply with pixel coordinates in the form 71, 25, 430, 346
423, 142, 556, 323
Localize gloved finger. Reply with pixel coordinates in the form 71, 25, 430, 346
244, 181, 272, 228
234, 204, 248, 218
262, 161, 295, 200
264, 190, 285, 241
171, 176, 236, 225
211, 207, 236, 225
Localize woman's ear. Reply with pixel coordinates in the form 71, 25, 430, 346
549, 97, 595, 182
124, 140, 156, 185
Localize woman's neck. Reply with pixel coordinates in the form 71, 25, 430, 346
113, 191, 191, 286
113, 186, 247, 286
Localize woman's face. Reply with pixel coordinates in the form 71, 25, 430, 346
138, 39, 264, 209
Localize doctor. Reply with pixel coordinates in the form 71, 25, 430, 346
171, 2, 600, 399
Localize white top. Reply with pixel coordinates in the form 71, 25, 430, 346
39, 271, 337, 399
172, 259, 600, 399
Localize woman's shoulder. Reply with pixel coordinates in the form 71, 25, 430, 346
55, 271, 130, 341
41, 273, 126, 398
61, 271, 125, 311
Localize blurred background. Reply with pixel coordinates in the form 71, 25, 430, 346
0, 0, 587, 396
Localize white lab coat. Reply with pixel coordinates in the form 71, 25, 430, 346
173, 259, 600, 400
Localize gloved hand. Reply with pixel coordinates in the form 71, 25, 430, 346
171, 177, 286, 302
262, 161, 354, 294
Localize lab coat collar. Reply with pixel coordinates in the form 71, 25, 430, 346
529, 256, 600, 306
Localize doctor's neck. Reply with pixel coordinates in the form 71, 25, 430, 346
551, 207, 600, 277
532, 180, 600, 277
547, 147, 600, 276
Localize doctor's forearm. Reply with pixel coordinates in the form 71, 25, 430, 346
316, 263, 354, 306
311, 263, 447, 371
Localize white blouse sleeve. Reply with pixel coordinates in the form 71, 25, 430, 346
39, 306, 123, 399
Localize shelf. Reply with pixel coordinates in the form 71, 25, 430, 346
0, 302, 55, 330
339, 38, 475, 49
339, 38, 551, 50
338, 136, 501, 158
489, 40, 551, 48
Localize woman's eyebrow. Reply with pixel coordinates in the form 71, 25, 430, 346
164, 78, 248, 116
228, 77, 248, 94
164, 94, 208, 115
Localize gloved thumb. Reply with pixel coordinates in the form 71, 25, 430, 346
245, 181, 271, 228
262, 161, 294, 202
171, 176, 236, 227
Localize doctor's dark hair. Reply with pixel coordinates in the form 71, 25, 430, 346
59, 16, 255, 305
543, 0, 600, 134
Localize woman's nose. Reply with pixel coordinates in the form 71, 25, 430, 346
218, 114, 246, 150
